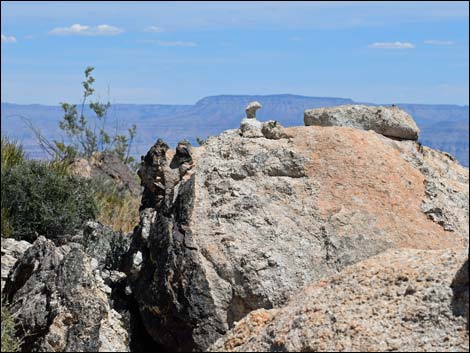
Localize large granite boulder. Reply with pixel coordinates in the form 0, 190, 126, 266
304, 104, 420, 140
124, 124, 467, 351
210, 248, 469, 352
3, 236, 129, 352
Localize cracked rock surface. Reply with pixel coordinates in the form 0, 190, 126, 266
125, 125, 467, 351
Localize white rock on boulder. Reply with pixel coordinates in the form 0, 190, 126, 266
240, 118, 263, 137
240, 102, 289, 139
304, 104, 420, 140
245, 101, 262, 119
240, 101, 264, 137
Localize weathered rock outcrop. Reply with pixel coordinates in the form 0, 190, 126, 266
3, 236, 129, 352
125, 123, 467, 351
304, 104, 420, 140
68, 151, 141, 196
1, 237, 31, 292
210, 248, 469, 352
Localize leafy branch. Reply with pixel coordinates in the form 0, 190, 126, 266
56, 66, 136, 164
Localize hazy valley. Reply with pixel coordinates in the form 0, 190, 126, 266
2, 94, 469, 167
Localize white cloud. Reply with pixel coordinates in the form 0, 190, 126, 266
424, 39, 454, 45
369, 41, 415, 49
94, 24, 123, 35
48, 23, 123, 36
144, 26, 165, 33
290, 36, 302, 41
1, 34, 17, 43
49, 23, 89, 35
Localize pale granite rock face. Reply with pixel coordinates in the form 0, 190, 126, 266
304, 104, 420, 140
209, 248, 469, 352
376, 135, 469, 242
125, 125, 467, 351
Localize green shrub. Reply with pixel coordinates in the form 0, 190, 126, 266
1, 160, 98, 242
1, 303, 22, 352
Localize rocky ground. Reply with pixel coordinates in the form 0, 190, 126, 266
2, 221, 133, 352
67, 151, 141, 197
210, 248, 469, 352
2, 104, 468, 352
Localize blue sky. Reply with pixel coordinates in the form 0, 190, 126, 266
1, 1, 469, 105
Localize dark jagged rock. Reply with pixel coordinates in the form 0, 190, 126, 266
3, 236, 129, 352
124, 139, 221, 351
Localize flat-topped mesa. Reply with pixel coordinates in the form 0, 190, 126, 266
304, 104, 420, 140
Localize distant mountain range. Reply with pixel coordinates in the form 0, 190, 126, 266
1, 94, 468, 167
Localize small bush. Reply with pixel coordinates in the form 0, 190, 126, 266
1, 160, 97, 242
1, 303, 22, 352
